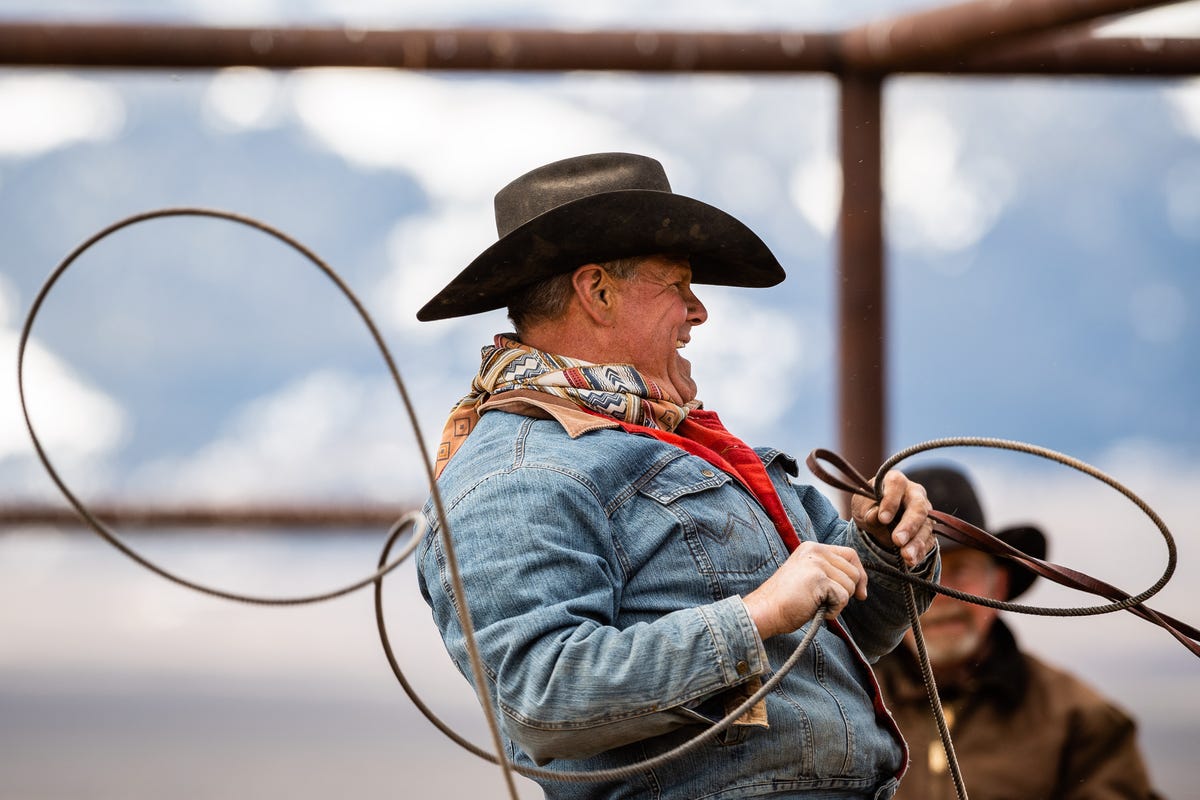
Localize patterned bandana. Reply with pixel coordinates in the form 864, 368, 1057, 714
435, 334, 697, 477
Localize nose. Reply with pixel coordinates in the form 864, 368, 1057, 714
684, 286, 708, 326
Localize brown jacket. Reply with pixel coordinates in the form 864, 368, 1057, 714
875, 620, 1162, 800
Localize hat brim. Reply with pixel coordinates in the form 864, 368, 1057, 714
939, 524, 1047, 601
417, 189, 785, 321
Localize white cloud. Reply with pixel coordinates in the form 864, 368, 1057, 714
789, 152, 841, 237
129, 369, 427, 502
288, 69, 650, 201
0, 277, 127, 465
1166, 78, 1200, 141
0, 333, 127, 463
715, 151, 784, 219
0, 274, 15, 328
202, 67, 286, 131
183, 0, 285, 25
886, 108, 1016, 254
0, 74, 125, 158
288, 69, 656, 329
689, 289, 818, 439
377, 204, 496, 333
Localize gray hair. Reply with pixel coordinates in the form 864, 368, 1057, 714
508, 256, 644, 335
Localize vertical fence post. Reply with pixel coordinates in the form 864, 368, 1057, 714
837, 72, 886, 488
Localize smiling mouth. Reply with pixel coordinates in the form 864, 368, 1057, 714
675, 339, 687, 349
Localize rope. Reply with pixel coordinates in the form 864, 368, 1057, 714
20, 208, 1197, 799
809, 442, 1200, 800
16, 207, 523, 797
902, 572, 969, 800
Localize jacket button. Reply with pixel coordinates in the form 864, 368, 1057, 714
701, 469, 715, 478
736, 660, 750, 675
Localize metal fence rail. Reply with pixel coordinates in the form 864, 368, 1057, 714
0, 502, 416, 530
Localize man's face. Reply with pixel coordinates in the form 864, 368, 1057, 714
910, 548, 1007, 668
607, 255, 707, 404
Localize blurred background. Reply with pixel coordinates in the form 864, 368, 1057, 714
1, 0, 1197, 797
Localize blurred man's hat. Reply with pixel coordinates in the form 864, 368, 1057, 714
417, 152, 785, 321
906, 464, 1047, 601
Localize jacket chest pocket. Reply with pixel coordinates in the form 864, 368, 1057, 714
637, 459, 782, 584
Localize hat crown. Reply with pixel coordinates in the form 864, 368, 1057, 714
905, 465, 987, 529
494, 152, 671, 238
907, 463, 1048, 600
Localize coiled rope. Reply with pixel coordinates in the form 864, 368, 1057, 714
19, 209, 1198, 800
16, 207, 528, 795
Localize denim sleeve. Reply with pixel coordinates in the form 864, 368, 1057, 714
418, 465, 769, 764
792, 483, 940, 663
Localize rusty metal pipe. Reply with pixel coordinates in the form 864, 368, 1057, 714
943, 33, 1200, 76
837, 73, 887, 479
841, 0, 1185, 72
0, 502, 415, 530
2, 20, 1196, 77
0, 22, 841, 73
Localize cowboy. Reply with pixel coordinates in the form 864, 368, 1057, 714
415, 152, 939, 799
875, 464, 1162, 800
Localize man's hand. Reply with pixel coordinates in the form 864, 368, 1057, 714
851, 469, 936, 568
742, 541, 868, 640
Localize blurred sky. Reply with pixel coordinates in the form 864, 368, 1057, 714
1, 1, 1199, 798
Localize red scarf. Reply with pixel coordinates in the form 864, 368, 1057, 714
606, 408, 801, 553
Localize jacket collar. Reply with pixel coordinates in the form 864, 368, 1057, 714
479, 389, 620, 438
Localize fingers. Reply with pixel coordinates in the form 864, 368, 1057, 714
874, 469, 906, 526
796, 543, 869, 620
743, 542, 869, 639
811, 545, 867, 610
880, 470, 934, 566
897, 515, 937, 567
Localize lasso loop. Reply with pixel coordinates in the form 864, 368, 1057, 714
18, 207, 522, 796
810, 441, 1195, 800
808, 444, 1197, 642
876, 436, 1178, 616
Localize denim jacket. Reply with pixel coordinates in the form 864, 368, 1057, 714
418, 398, 937, 799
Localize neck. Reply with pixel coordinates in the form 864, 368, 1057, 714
520, 312, 616, 365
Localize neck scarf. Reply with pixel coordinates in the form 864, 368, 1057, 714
435, 334, 695, 477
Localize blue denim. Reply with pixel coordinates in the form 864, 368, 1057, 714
418, 409, 936, 799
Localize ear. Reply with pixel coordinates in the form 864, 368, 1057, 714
571, 264, 618, 326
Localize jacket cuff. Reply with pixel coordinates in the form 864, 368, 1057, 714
700, 595, 770, 686
853, 521, 940, 582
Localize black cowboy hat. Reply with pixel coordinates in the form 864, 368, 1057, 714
416, 152, 786, 321
906, 464, 1048, 601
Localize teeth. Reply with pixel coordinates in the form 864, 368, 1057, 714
675, 340, 686, 349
